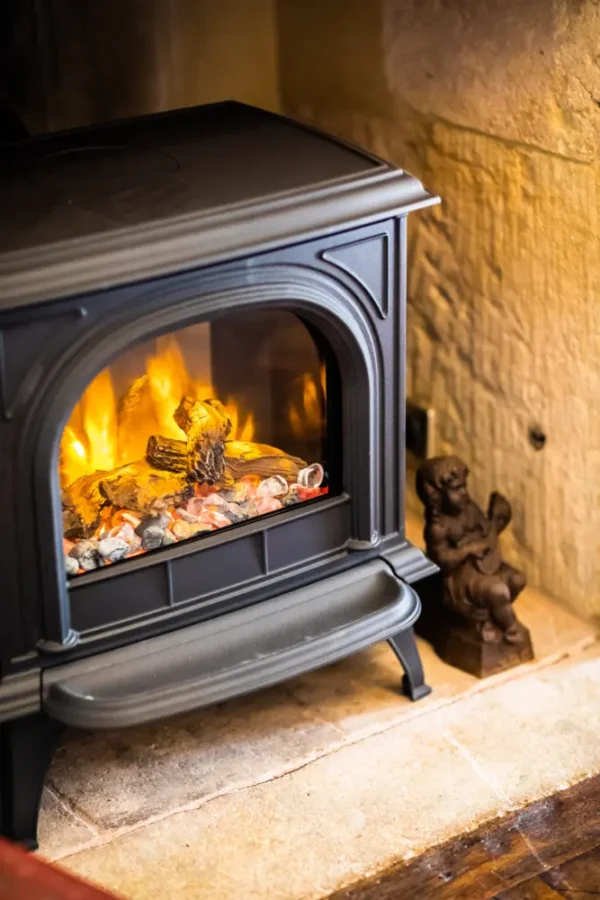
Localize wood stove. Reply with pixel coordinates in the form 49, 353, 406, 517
0, 102, 439, 847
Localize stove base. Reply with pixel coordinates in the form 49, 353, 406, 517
389, 629, 432, 701
0, 713, 64, 851
3, 560, 432, 848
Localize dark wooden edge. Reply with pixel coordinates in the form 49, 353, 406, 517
328, 774, 600, 900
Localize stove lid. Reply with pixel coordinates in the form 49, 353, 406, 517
0, 102, 438, 308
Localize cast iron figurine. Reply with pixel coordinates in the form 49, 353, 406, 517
415, 456, 534, 677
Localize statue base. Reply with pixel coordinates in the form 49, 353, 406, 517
414, 574, 535, 679
434, 624, 534, 678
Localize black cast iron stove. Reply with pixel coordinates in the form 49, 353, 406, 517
0, 102, 439, 847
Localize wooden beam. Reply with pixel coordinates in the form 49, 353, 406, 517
328, 774, 600, 900
494, 880, 563, 899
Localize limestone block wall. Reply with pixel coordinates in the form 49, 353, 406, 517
277, 0, 600, 618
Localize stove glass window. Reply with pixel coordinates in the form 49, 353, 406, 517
60, 311, 333, 577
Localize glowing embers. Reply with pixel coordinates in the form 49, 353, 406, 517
63, 463, 328, 576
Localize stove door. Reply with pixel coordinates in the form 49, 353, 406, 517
60, 309, 337, 578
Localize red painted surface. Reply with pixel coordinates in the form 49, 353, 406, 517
0, 838, 120, 899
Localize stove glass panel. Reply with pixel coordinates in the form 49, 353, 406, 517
60, 311, 332, 577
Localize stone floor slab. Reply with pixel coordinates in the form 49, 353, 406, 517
57, 646, 600, 900
44, 575, 593, 844
37, 790, 97, 860
48, 684, 342, 831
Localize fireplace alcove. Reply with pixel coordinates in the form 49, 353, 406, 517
0, 101, 439, 847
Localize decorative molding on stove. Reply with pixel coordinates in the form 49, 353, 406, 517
37, 630, 80, 655
347, 533, 381, 550
0, 170, 438, 309
382, 541, 439, 584
321, 233, 390, 319
0, 669, 41, 722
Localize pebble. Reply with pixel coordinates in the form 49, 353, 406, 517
202, 493, 225, 507
141, 525, 166, 550
256, 496, 283, 515
98, 537, 129, 563
69, 539, 100, 571
192, 523, 213, 535
298, 463, 324, 489
172, 520, 195, 541
109, 522, 136, 543
173, 520, 213, 541
257, 475, 288, 499
220, 482, 250, 503
136, 514, 171, 538
111, 510, 141, 529
174, 508, 198, 524
186, 497, 209, 517
284, 485, 301, 506
65, 555, 79, 576
126, 537, 142, 556
69, 539, 96, 559
239, 499, 259, 518
197, 510, 232, 529
221, 501, 246, 523
161, 530, 177, 546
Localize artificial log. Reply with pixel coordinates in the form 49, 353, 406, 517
145, 435, 188, 473
63, 460, 190, 538
62, 472, 107, 538
99, 460, 190, 513
224, 441, 306, 482
145, 434, 306, 483
174, 396, 232, 485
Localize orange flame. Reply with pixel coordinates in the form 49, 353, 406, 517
60, 335, 256, 488
288, 363, 326, 438
82, 368, 118, 472
224, 396, 255, 443
146, 336, 195, 441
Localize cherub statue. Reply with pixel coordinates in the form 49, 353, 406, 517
416, 456, 527, 645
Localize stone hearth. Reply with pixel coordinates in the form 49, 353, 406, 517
36, 517, 598, 899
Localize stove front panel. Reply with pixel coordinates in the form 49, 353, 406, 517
0, 218, 405, 662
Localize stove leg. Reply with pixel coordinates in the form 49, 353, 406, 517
388, 628, 432, 701
0, 713, 64, 850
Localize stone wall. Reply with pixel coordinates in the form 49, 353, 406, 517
277, 0, 600, 618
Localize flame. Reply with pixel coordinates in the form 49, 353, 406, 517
147, 336, 195, 441
288, 363, 326, 438
224, 397, 255, 442
60, 335, 257, 487
60, 425, 90, 485
82, 368, 118, 472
